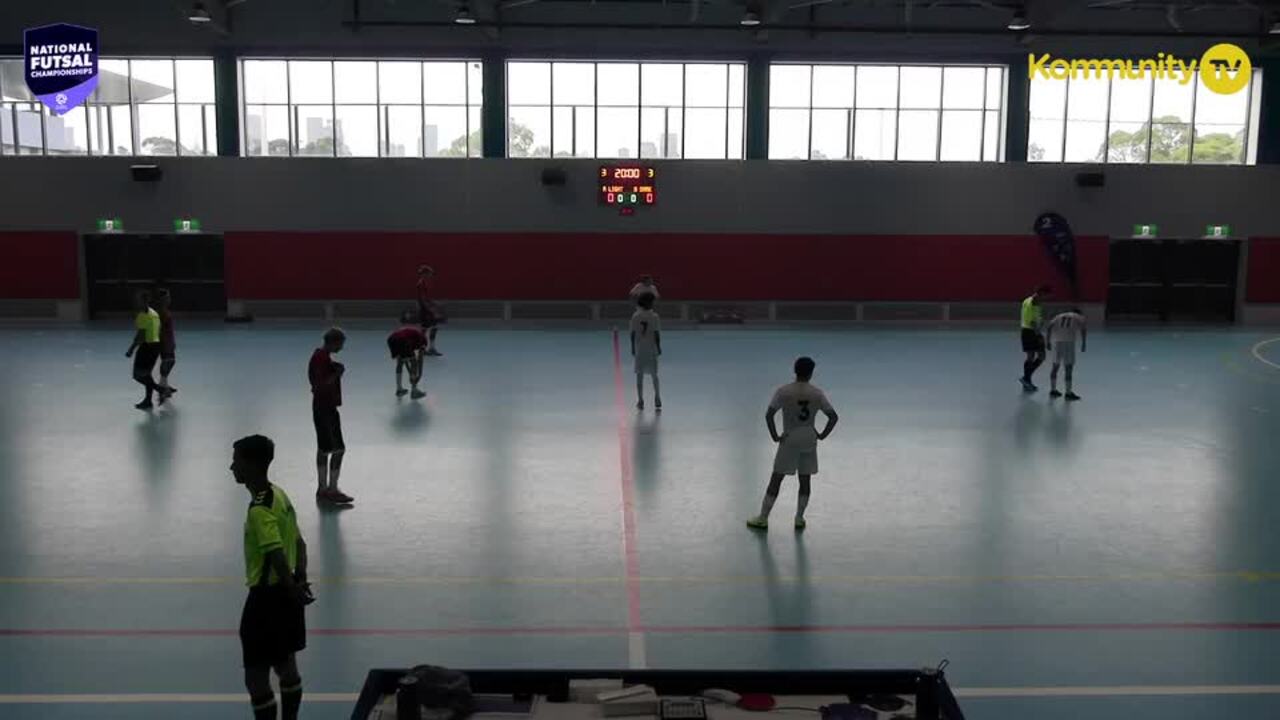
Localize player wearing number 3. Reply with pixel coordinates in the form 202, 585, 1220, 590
748, 357, 839, 531
630, 292, 662, 411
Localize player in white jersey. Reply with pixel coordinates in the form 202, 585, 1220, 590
629, 275, 660, 305
1046, 307, 1087, 401
747, 357, 839, 531
630, 292, 662, 411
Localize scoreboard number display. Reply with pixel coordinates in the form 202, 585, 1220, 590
599, 165, 656, 212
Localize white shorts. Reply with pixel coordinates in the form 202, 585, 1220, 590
634, 354, 658, 376
1052, 341, 1076, 365
773, 439, 819, 476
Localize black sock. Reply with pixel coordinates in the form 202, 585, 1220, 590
281, 683, 302, 720
1022, 361, 1033, 381
252, 693, 277, 720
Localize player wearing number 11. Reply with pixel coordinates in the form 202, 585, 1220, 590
747, 357, 838, 531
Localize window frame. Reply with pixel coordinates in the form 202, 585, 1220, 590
767, 61, 1007, 162
237, 57, 483, 158
0, 56, 217, 157
505, 59, 747, 160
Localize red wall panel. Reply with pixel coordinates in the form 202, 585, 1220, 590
1247, 238, 1280, 303
0, 232, 79, 299
225, 232, 1108, 303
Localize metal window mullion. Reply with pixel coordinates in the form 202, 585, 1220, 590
375, 62, 383, 157
127, 60, 139, 156
286, 61, 294, 156
1187, 77, 1199, 164
850, 65, 859, 160
171, 61, 182, 156
330, 60, 337, 156
1144, 73, 1155, 163
806, 66, 815, 159
1060, 75, 1069, 162
1241, 69, 1255, 164
1101, 75, 1114, 163
593, 63, 599, 159
724, 64, 730, 159
935, 65, 944, 161
679, 64, 686, 159
106, 103, 115, 155
893, 66, 902, 161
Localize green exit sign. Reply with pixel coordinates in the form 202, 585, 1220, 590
96, 218, 123, 232
173, 218, 202, 233
1133, 224, 1158, 238
1205, 224, 1231, 238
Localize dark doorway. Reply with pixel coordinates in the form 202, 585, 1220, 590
83, 233, 225, 317
1106, 237, 1240, 323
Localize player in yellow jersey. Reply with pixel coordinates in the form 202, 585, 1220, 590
1019, 285, 1051, 392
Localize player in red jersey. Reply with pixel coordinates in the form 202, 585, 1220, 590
387, 311, 428, 399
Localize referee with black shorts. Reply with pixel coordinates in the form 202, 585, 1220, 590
232, 434, 312, 720
1019, 284, 1051, 392
124, 290, 171, 410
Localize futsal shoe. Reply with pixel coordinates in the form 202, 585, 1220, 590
1065, 392, 1082, 401
746, 516, 768, 531
426, 349, 443, 357
135, 400, 154, 410
158, 388, 175, 405
410, 389, 426, 399
396, 388, 409, 397
330, 489, 354, 503
794, 518, 807, 531
636, 400, 644, 410
1049, 390, 1063, 398
655, 398, 663, 411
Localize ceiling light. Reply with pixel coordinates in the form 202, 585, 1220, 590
740, 11, 762, 27
455, 5, 477, 24
1007, 11, 1030, 31
188, 2, 213, 23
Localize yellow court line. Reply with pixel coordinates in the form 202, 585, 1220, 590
2, 570, 1280, 587
1251, 337, 1280, 371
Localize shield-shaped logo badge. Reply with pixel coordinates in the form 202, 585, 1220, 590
24, 23, 99, 115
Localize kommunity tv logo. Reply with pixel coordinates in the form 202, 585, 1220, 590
1029, 43, 1251, 95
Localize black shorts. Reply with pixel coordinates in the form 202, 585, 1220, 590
313, 405, 345, 453
133, 343, 160, 375
240, 586, 306, 668
418, 305, 439, 329
387, 338, 422, 360
160, 344, 176, 362
1021, 329, 1045, 353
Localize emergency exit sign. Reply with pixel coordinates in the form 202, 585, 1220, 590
174, 218, 202, 233
1205, 224, 1231, 238
96, 217, 122, 232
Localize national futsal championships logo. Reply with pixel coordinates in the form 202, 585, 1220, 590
1029, 43, 1251, 95
24, 23, 99, 115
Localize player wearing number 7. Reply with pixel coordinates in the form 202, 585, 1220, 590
748, 357, 838, 531
630, 292, 662, 411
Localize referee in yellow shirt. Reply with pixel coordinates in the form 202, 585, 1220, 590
1019, 285, 1051, 392
232, 435, 311, 720
124, 290, 171, 410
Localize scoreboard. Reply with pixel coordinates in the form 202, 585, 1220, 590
599, 165, 656, 208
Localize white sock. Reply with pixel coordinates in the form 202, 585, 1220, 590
395, 363, 404, 390
759, 493, 778, 519
796, 494, 810, 520
328, 454, 343, 491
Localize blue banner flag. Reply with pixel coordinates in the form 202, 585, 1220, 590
24, 24, 99, 116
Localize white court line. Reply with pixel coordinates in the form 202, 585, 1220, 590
1251, 337, 1280, 371
628, 630, 648, 669
6, 685, 1280, 703
956, 684, 1280, 698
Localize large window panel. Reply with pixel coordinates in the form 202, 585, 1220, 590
554, 63, 595, 106
771, 63, 1003, 162
175, 60, 215, 103
335, 105, 378, 157
727, 108, 744, 159
642, 63, 682, 107
640, 106, 679, 159
810, 109, 850, 160
177, 104, 214, 155
1030, 65, 1258, 164
137, 104, 178, 155
684, 107, 726, 159
240, 58, 482, 158
46, 106, 88, 155
598, 106, 639, 158
685, 64, 726, 108
508, 62, 550, 105
508, 105, 550, 157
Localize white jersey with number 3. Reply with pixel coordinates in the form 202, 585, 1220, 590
769, 382, 834, 449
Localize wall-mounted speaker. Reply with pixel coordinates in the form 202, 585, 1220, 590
541, 167, 567, 186
130, 164, 163, 182
1075, 171, 1105, 188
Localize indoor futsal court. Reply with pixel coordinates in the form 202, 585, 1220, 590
4, 1, 1280, 720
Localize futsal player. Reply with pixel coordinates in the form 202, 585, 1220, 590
747, 357, 839, 531
629, 274, 660, 305
1019, 285, 1051, 392
156, 288, 177, 395
630, 292, 662, 410
1046, 307, 1087, 401
232, 434, 312, 720
387, 311, 428, 399
416, 264, 443, 356
309, 328, 353, 504
124, 290, 172, 410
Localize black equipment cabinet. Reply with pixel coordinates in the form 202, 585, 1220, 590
1106, 237, 1240, 323
83, 233, 225, 317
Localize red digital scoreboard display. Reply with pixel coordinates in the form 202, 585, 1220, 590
599, 165, 656, 209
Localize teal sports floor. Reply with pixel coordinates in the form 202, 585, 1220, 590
2, 322, 1280, 719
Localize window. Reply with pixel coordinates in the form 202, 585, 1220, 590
768, 63, 1006, 162
1028, 67, 1262, 165
506, 60, 746, 159
0, 57, 216, 156
239, 59, 483, 157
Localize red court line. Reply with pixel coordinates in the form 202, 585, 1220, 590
7, 621, 1280, 638
611, 329, 644, 631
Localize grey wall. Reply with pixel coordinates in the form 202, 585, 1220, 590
1, 158, 1277, 238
